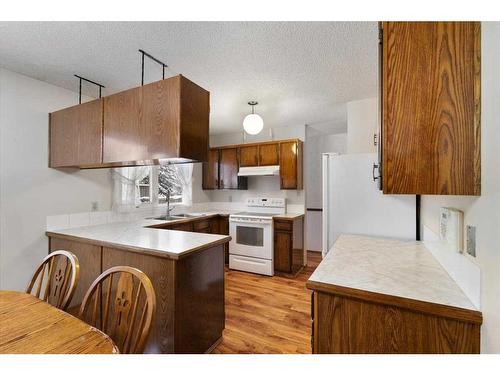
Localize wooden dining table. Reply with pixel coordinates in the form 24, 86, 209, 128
0, 290, 118, 354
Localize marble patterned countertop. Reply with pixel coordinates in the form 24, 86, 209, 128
46, 209, 305, 260
47, 217, 230, 260
308, 234, 478, 311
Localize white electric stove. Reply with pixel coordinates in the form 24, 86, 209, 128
229, 197, 286, 276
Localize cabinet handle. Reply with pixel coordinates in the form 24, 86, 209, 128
221, 179, 224, 188
372, 163, 380, 181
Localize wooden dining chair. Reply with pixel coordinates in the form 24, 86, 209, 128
26, 250, 80, 311
79, 266, 156, 354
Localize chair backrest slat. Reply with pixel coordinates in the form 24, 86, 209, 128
102, 273, 113, 333
79, 266, 156, 354
27, 250, 80, 311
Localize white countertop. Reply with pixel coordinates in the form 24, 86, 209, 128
308, 234, 477, 311
47, 217, 230, 260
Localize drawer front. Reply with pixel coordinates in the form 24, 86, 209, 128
229, 255, 273, 276
274, 220, 292, 231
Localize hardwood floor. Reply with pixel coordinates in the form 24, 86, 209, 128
212, 251, 322, 354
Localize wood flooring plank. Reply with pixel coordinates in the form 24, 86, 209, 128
213, 251, 321, 354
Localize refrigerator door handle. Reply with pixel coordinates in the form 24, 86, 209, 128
372, 163, 380, 181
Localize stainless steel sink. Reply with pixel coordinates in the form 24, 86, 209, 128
147, 212, 208, 221
147, 215, 183, 221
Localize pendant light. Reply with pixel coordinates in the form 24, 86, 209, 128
243, 101, 264, 135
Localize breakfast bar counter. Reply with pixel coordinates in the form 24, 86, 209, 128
46, 218, 231, 354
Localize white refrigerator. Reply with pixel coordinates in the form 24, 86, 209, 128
322, 153, 416, 257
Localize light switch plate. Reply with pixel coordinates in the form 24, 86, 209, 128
466, 225, 476, 257
439, 207, 464, 253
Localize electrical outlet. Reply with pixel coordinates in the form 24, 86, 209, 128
466, 225, 476, 257
228, 195, 233, 202
91, 201, 99, 212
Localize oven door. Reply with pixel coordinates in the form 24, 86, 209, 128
229, 219, 273, 260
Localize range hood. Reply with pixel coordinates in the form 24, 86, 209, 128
238, 165, 280, 176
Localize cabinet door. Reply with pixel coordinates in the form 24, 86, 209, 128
274, 230, 292, 273
382, 22, 481, 195
171, 222, 193, 232
279, 141, 302, 189
49, 99, 103, 167
218, 216, 230, 264
239, 146, 258, 167
202, 149, 219, 189
193, 219, 210, 233
259, 143, 279, 166
49, 237, 101, 315
219, 148, 239, 189
103, 79, 180, 164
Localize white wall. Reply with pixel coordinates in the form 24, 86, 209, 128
346, 97, 378, 154
0, 68, 112, 291
420, 22, 500, 353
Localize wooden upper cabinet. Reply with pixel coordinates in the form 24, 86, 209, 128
49, 99, 103, 168
49, 75, 209, 169
219, 148, 239, 189
279, 140, 303, 189
103, 76, 209, 165
239, 145, 259, 167
382, 22, 481, 195
258, 143, 279, 166
202, 148, 219, 190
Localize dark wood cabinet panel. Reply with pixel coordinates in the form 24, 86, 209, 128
49, 76, 209, 169
178, 77, 210, 163
273, 217, 304, 275
170, 222, 193, 232
49, 237, 101, 315
49, 99, 103, 168
274, 230, 292, 273
202, 148, 219, 190
193, 219, 210, 233
311, 291, 480, 353
382, 22, 481, 195
239, 145, 259, 167
202, 139, 301, 190
218, 216, 230, 264
279, 141, 303, 189
103, 78, 179, 163
258, 143, 279, 166
219, 148, 240, 189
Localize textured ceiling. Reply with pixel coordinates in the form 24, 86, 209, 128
0, 22, 378, 134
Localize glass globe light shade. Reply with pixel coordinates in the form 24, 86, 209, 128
243, 113, 264, 135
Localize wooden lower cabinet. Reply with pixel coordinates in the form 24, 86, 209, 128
49, 237, 101, 315
218, 216, 230, 264
273, 217, 304, 275
310, 290, 481, 354
102, 245, 225, 354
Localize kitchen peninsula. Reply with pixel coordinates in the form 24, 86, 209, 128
46, 215, 231, 354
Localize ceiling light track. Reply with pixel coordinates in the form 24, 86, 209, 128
74, 74, 105, 104
139, 49, 169, 86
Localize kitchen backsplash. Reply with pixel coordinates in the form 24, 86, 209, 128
46, 201, 305, 231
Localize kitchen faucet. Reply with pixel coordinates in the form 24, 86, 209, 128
165, 190, 175, 218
